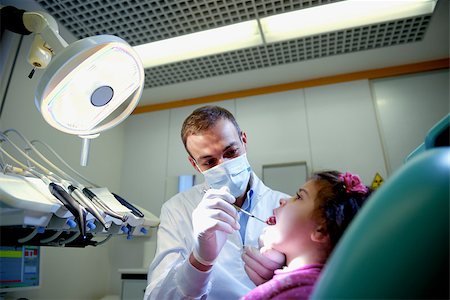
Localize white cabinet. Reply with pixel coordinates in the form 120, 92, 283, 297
120, 269, 147, 300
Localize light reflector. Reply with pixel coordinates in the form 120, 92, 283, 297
35, 35, 144, 136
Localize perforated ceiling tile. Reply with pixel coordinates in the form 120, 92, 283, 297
144, 15, 431, 88
36, 0, 435, 89
38, 0, 343, 45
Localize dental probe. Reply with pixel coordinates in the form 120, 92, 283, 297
202, 188, 267, 224
231, 204, 266, 224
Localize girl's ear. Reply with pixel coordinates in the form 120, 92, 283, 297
311, 226, 330, 244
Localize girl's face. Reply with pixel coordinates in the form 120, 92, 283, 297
260, 180, 320, 255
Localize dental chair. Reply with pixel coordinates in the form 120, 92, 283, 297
311, 114, 449, 299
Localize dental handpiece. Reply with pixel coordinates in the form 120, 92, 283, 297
48, 183, 87, 237
82, 188, 128, 222
67, 185, 109, 228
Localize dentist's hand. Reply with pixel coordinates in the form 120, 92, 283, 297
192, 186, 240, 268
242, 228, 285, 285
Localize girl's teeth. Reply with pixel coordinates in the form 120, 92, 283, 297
266, 216, 276, 225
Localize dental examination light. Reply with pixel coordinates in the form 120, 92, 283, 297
1, 6, 144, 166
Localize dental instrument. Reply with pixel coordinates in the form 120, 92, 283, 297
0, 145, 88, 237
0, 132, 108, 230
17, 134, 128, 222
21, 134, 138, 221
232, 204, 266, 224
202, 188, 267, 224
111, 193, 145, 218
0, 129, 160, 247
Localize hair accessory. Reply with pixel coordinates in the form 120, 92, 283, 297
338, 172, 368, 194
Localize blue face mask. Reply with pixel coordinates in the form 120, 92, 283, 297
201, 153, 252, 198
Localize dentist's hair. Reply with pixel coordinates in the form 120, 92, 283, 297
181, 105, 241, 151
310, 170, 372, 252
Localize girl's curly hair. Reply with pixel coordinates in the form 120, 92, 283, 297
310, 170, 372, 251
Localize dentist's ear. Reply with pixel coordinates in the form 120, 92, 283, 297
241, 131, 248, 150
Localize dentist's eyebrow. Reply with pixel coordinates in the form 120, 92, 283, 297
223, 142, 239, 151
197, 142, 239, 161
198, 154, 213, 160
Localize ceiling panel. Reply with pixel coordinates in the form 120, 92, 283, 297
31, 0, 448, 106
144, 16, 430, 88
37, 0, 342, 44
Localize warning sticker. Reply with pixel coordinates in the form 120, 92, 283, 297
371, 173, 384, 189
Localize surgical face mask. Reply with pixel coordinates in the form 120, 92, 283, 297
200, 153, 252, 198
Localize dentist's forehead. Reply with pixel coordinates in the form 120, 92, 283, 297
186, 120, 241, 155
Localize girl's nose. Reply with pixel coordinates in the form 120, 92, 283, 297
279, 198, 287, 206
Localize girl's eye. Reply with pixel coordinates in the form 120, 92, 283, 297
295, 193, 302, 200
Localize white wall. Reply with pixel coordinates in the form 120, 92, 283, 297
237, 90, 310, 179
121, 69, 449, 270
371, 70, 450, 173
304, 80, 386, 180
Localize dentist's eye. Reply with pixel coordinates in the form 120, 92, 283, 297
224, 148, 239, 158
203, 159, 217, 167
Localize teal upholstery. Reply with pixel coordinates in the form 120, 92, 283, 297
311, 118, 450, 299
425, 114, 449, 149
405, 114, 449, 162
404, 142, 425, 162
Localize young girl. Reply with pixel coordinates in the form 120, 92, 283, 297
242, 170, 371, 300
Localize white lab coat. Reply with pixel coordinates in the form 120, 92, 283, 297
144, 173, 288, 299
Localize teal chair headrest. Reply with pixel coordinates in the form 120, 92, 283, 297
406, 114, 450, 162
425, 114, 449, 149
311, 147, 450, 299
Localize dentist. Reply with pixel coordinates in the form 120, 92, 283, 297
145, 105, 288, 299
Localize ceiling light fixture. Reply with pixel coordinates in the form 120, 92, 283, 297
260, 0, 438, 43
134, 20, 262, 68
133, 0, 437, 68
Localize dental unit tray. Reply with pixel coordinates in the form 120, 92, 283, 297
0, 173, 159, 247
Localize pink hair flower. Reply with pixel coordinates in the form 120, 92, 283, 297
338, 172, 368, 194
